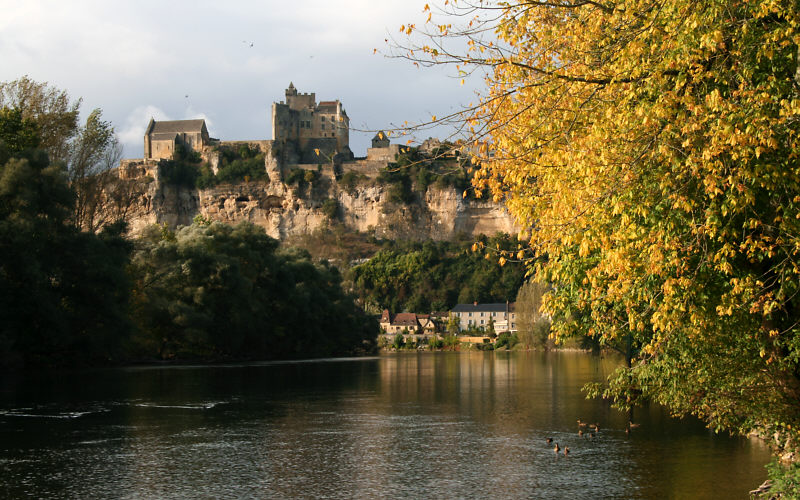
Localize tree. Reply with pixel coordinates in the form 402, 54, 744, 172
400, 0, 800, 488
0, 107, 131, 368
67, 109, 126, 232
515, 280, 551, 350
129, 220, 378, 360
1, 77, 136, 233
446, 314, 460, 335
0, 76, 81, 164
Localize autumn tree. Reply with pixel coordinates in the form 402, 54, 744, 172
515, 280, 551, 350
400, 0, 800, 490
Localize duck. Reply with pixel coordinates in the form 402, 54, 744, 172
563, 447, 570, 456
589, 423, 600, 432
546, 437, 553, 444
577, 419, 588, 427
554, 443, 561, 453
628, 421, 641, 429
578, 429, 584, 437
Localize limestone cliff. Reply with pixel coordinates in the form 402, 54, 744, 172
120, 149, 517, 241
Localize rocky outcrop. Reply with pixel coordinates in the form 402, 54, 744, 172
121, 149, 517, 240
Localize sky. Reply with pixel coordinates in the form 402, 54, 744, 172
0, 0, 484, 159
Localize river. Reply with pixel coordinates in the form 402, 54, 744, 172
0, 351, 769, 498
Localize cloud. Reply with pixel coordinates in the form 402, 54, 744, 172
2, 1, 483, 159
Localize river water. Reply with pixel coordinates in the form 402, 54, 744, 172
0, 351, 769, 499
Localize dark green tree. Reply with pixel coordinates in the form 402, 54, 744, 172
130, 220, 377, 360
0, 107, 131, 368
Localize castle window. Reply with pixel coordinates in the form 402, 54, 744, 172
321, 124, 326, 130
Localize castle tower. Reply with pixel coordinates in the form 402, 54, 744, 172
270, 83, 353, 163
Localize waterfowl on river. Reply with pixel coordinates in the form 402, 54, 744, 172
578, 429, 583, 437
577, 419, 588, 427
563, 447, 570, 456
628, 421, 641, 429
546, 437, 553, 444
554, 443, 561, 453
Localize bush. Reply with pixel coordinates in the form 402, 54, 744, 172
392, 333, 405, 349
197, 145, 267, 188
442, 335, 460, 349
338, 171, 367, 194
766, 459, 800, 498
495, 332, 519, 350
160, 160, 200, 188
322, 198, 339, 220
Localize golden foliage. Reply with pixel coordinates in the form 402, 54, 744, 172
402, 0, 800, 448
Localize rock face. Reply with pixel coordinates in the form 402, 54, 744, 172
122, 150, 517, 240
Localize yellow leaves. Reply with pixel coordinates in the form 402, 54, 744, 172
499, 256, 507, 266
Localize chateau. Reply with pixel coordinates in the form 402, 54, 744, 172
271, 82, 353, 163
130, 83, 405, 181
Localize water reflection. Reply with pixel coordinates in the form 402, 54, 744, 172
0, 352, 768, 499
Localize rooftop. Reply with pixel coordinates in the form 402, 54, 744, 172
149, 119, 207, 134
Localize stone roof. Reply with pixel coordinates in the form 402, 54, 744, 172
392, 312, 419, 327
150, 132, 180, 142
149, 119, 206, 134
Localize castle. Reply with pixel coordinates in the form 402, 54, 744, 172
141, 83, 362, 166
271, 82, 353, 163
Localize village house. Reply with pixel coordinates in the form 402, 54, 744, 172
450, 302, 517, 333
380, 310, 420, 335
379, 310, 442, 346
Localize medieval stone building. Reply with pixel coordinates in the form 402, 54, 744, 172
271, 83, 353, 163
144, 118, 210, 160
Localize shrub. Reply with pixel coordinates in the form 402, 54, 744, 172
322, 198, 339, 220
